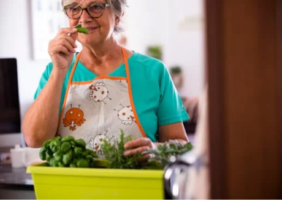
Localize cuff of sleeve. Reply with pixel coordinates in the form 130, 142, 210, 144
158, 112, 189, 126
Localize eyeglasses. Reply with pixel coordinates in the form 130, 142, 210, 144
64, 3, 110, 19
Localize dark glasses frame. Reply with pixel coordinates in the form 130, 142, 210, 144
64, 3, 110, 19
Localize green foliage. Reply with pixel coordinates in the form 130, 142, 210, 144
40, 132, 193, 170
75, 24, 89, 34
170, 66, 182, 74
101, 130, 193, 170
147, 45, 163, 60
143, 140, 193, 169
101, 130, 142, 169
39, 136, 98, 168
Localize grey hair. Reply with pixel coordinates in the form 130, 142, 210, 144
107, 0, 127, 33
61, 0, 127, 33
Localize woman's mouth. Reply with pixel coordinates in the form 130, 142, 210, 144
87, 27, 99, 33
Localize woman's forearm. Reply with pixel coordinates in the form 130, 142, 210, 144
22, 68, 67, 147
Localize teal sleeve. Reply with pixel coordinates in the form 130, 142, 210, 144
157, 64, 189, 126
34, 63, 53, 100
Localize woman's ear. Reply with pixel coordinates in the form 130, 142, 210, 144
115, 12, 124, 23
115, 16, 120, 27
115, 13, 124, 28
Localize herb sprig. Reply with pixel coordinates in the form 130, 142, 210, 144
101, 130, 142, 169
75, 24, 89, 34
143, 140, 193, 169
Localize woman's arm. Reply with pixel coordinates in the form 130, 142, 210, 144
22, 28, 78, 148
22, 69, 67, 148
157, 122, 189, 144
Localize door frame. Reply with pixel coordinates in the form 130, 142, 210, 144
204, 0, 227, 198
205, 0, 282, 198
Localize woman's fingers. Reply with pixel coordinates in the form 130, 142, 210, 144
124, 138, 152, 149
137, 153, 154, 162
48, 27, 78, 70
50, 44, 71, 55
58, 35, 77, 49
49, 28, 78, 54
50, 39, 76, 54
57, 27, 78, 36
124, 146, 150, 156
59, 39, 76, 53
70, 31, 78, 41
124, 138, 157, 159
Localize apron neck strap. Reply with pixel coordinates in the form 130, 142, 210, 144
69, 53, 81, 84
121, 47, 130, 79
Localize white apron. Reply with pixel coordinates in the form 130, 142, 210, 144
57, 48, 146, 156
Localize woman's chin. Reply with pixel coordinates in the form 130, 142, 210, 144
80, 38, 102, 47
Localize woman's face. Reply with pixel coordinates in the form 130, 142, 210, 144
66, 0, 118, 46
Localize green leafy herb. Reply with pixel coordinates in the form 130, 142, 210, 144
101, 130, 142, 169
143, 140, 193, 169
75, 24, 89, 34
39, 136, 98, 168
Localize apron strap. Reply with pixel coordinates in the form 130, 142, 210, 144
56, 53, 81, 134
69, 53, 81, 84
121, 47, 147, 137
122, 47, 130, 79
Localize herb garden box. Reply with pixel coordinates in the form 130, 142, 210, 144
27, 162, 164, 199
27, 132, 192, 199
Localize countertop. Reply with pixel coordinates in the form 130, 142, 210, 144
0, 164, 34, 190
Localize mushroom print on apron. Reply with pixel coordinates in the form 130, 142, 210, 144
57, 48, 146, 156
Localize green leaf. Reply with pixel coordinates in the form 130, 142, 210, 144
61, 136, 75, 142
75, 139, 86, 148
39, 148, 46, 160
43, 141, 51, 148
74, 24, 82, 28
62, 150, 73, 165
75, 24, 88, 34
184, 142, 193, 150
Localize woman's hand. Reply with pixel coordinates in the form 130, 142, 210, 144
48, 28, 78, 72
124, 138, 156, 161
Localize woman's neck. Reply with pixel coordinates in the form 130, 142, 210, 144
79, 37, 121, 66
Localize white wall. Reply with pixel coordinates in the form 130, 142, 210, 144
124, 0, 204, 97
0, 0, 204, 147
0, 0, 48, 117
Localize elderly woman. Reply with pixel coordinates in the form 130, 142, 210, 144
22, 0, 189, 158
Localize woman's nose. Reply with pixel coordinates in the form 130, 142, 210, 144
79, 9, 92, 23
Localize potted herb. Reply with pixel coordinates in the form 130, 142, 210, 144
146, 45, 163, 60
170, 65, 184, 90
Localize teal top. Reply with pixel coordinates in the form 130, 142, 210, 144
34, 52, 189, 142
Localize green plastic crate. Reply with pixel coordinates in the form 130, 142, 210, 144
27, 163, 164, 199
